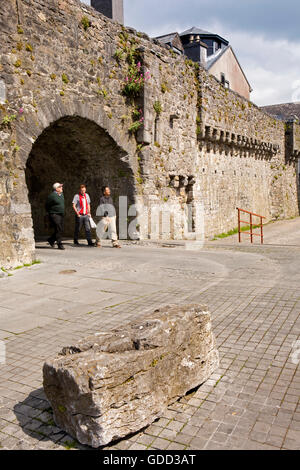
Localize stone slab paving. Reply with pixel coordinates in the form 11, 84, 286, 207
0, 231, 299, 450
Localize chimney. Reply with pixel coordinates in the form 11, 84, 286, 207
199, 43, 207, 66
91, 0, 124, 24
183, 41, 207, 66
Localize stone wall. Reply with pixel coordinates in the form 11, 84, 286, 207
0, 0, 299, 267
196, 69, 299, 234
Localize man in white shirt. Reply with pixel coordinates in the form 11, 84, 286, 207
72, 184, 94, 246
95, 186, 121, 248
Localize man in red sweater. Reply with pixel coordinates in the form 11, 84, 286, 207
72, 184, 94, 247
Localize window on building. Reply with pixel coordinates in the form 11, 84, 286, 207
213, 42, 220, 53
221, 73, 226, 85
205, 39, 214, 56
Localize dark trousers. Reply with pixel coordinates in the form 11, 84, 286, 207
74, 215, 92, 243
49, 214, 64, 245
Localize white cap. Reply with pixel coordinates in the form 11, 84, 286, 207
53, 183, 63, 190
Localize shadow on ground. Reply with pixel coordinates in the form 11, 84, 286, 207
13, 388, 153, 450
13, 389, 91, 450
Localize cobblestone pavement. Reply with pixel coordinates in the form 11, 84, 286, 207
0, 226, 300, 450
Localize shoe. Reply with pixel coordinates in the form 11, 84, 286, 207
95, 242, 101, 247
88, 241, 94, 247
74, 241, 80, 246
47, 238, 55, 248
58, 244, 65, 250
112, 242, 121, 248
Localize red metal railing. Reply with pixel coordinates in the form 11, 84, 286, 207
237, 208, 266, 244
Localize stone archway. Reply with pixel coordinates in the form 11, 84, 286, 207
25, 116, 136, 240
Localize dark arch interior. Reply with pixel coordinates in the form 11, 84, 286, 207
25, 116, 135, 239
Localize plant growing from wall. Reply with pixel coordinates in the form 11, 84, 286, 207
1, 114, 17, 127
122, 61, 150, 99
98, 87, 108, 98
136, 142, 146, 153
62, 73, 69, 84
161, 82, 170, 94
81, 16, 91, 31
117, 32, 150, 100
128, 108, 144, 134
114, 49, 125, 63
153, 101, 162, 116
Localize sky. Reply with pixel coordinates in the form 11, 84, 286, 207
81, 0, 300, 106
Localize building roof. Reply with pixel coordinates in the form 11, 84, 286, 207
154, 32, 184, 53
205, 45, 229, 69
156, 27, 252, 93
261, 103, 300, 121
180, 26, 214, 36
180, 26, 229, 45
155, 32, 178, 43
206, 45, 252, 92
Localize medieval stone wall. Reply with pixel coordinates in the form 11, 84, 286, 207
0, 0, 299, 267
196, 70, 299, 235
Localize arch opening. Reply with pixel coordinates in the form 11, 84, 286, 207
25, 116, 136, 239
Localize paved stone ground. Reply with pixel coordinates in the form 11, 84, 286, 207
0, 219, 300, 450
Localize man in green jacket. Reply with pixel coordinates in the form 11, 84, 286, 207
45, 183, 65, 250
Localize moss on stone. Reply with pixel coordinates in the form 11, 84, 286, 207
81, 16, 91, 31
161, 82, 170, 94
62, 73, 69, 84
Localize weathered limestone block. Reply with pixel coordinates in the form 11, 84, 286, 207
43, 304, 219, 447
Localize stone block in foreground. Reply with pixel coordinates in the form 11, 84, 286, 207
43, 304, 219, 448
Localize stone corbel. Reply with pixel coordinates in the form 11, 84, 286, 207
179, 175, 189, 187
169, 175, 180, 188
212, 128, 219, 141
205, 126, 212, 141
